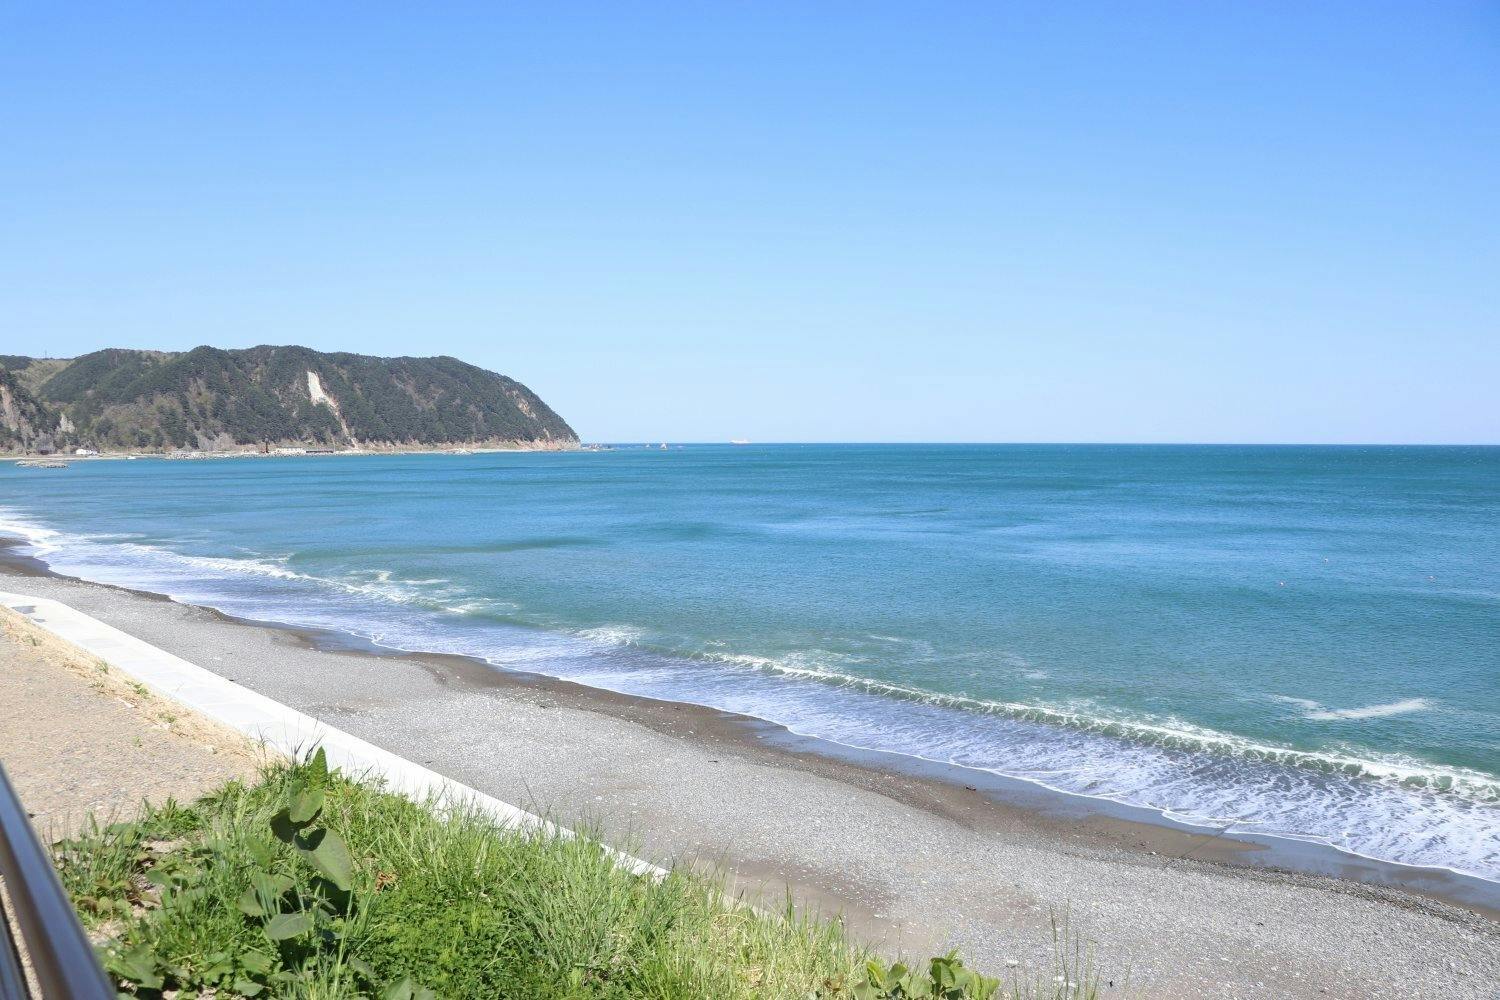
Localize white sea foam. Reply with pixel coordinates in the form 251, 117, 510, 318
445, 598, 519, 616
1306, 699, 1434, 721
576, 625, 647, 646
1, 507, 459, 613
0, 509, 64, 552
1273, 695, 1435, 721
693, 650, 1500, 800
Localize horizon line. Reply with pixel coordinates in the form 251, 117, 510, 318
584, 440, 1500, 448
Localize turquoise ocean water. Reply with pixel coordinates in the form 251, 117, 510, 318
2, 445, 1496, 879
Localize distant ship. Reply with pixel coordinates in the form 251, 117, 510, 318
730, 439, 750, 445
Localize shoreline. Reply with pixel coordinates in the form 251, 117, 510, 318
3, 535, 1498, 920
3, 543, 1498, 995
1, 537, 1496, 918
274, 616, 1500, 918
1, 442, 582, 461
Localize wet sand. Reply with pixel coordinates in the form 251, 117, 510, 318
2, 548, 1497, 997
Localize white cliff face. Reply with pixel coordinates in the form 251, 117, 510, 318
307, 371, 354, 444
306, 371, 333, 406
58, 412, 75, 433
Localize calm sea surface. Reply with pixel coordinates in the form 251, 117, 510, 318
2, 445, 1497, 878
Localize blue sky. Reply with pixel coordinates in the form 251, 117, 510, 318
3, 3, 1496, 443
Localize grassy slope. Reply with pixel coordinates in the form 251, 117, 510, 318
56, 758, 1096, 999
2, 357, 71, 394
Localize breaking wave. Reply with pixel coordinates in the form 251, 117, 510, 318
3, 504, 1498, 882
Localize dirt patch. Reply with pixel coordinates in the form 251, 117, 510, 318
0, 607, 271, 839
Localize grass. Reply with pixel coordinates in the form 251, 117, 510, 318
54, 754, 1101, 999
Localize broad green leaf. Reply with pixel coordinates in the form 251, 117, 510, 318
382, 977, 434, 1000
931, 955, 958, 989
238, 887, 268, 916
381, 975, 416, 1000
289, 785, 325, 824
263, 911, 315, 941
108, 944, 164, 989
300, 829, 355, 891
201, 952, 232, 979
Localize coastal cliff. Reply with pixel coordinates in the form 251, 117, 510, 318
0, 346, 576, 454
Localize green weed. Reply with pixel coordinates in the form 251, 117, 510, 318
56, 753, 1096, 999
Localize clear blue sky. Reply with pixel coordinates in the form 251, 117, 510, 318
3, 3, 1496, 443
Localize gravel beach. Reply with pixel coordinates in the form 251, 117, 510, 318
2, 560, 1497, 999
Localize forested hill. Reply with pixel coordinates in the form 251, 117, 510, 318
0, 346, 577, 454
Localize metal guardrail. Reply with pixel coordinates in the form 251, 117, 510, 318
0, 764, 114, 999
